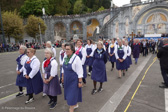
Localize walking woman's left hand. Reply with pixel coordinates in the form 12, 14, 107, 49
78, 83, 83, 88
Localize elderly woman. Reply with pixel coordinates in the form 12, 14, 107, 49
42, 48, 62, 109
114, 39, 127, 78
23, 48, 43, 104
59, 43, 66, 86
125, 41, 132, 71
75, 39, 87, 85
91, 41, 107, 95
133, 39, 141, 64
16, 45, 28, 97
46, 41, 56, 58
108, 39, 116, 71
62, 43, 83, 112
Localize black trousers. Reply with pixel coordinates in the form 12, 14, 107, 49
89, 66, 92, 72
161, 67, 168, 87
19, 86, 23, 92
82, 78, 86, 84
142, 47, 147, 56
48, 95, 57, 103
111, 62, 114, 68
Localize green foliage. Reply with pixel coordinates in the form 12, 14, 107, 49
1, 10, 24, 42
73, 0, 84, 14
20, 0, 49, 18
97, 6, 105, 11
25, 15, 47, 39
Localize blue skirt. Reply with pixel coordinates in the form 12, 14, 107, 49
85, 57, 94, 66
128, 56, 132, 65
125, 57, 130, 69
109, 55, 116, 62
83, 65, 87, 78
91, 59, 107, 82
43, 75, 62, 96
116, 60, 127, 70
26, 71, 43, 95
16, 72, 27, 87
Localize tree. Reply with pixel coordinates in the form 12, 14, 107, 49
48, 0, 71, 15
25, 15, 46, 42
1, 10, 24, 43
73, 0, 84, 14
97, 6, 105, 12
20, 0, 49, 18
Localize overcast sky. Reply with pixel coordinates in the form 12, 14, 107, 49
113, 0, 146, 7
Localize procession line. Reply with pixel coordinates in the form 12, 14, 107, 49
124, 57, 157, 112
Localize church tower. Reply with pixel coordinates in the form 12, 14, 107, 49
130, 0, 141, 4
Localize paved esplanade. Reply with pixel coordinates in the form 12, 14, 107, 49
0, 48, 165, 112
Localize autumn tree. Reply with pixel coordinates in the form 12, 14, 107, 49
25, 15, 46, 42
1, 10, 24, 43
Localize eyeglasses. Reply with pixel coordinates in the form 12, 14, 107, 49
65, 49, 70, 51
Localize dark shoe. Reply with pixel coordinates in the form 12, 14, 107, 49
123, 73, 125, 76
48, 99, 53, 105
161, 82, 165, 85
159, 85, 168, 88
118, 77, 121, 79
111, 68, 113, 71
97, 88, 103, 93
50, 102, 57, 109
16, 92, 24, 97
25, 98, 34, 104
91, 89, 97, 95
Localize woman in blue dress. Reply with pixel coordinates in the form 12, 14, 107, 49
114, 40, 127, 78
62, 43, 83, 112
108, 39, 116, 71
91, 41, 107, 95
23, 48, 43, 104
75, 39, 87, 85
85, 39, 95, 76
42, 48, 62, 109
124, 41, 132, 71
16, 45, 28, 97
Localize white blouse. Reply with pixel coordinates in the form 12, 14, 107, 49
42, 57, 58, 77
59, 49, 66, 66
16, 54, 28, 72
23, 56, 41, 79
108, 44, 116, 54
125, 45, 132, 56
51, 47, 56, 58
75, 47, 87, 65
85, 44, 95, 57
114, 45, 127, 60
62, 54, 83, 78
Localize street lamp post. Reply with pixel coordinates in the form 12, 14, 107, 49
39, 23, 42, 45
0, 6, 6, 45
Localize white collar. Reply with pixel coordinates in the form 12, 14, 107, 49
29, 55, 36, 60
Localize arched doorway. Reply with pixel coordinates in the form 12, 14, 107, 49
54, 22, 66, 41
70, 21, 83, 39
87, 19, 100, 39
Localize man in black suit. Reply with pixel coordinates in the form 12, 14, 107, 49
157, 39, 168, 88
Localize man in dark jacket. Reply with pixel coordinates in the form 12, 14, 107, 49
157, 38, 168, 88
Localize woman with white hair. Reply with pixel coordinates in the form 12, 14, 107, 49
91, 41, 107, 95
114, 39, 127, 78
16, 45, 28, 97
46, 41, 56, 58
42, 48, 62, 109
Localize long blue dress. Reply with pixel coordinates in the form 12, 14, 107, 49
116, 47, 127, 70
76, 48, 87, 79
16, 54, 27, 87
85, 45, 94, 66
109, 45, 116, 62
63, 56, 82, 106
24, 58, 43, 95
91, 49, 107, 82
43, 59, 62, 96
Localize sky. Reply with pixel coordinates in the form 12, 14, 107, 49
113, 0, 146, 7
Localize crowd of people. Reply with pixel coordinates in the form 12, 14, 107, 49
14, 37, 166, 112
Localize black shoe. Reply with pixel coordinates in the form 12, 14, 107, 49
118, 77, 121, 79
48, 99, 53, 105
97, 88, 103, 93
91, 89, 97, 95
111, 68, 113, 71
159, 85, 168, 88
161, 82, 165, 85
50, 102, 57, 109
126, 69, 128, 71
16, 92, 24, 97
123, 73, 125, 76
25, 98, 34, 104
